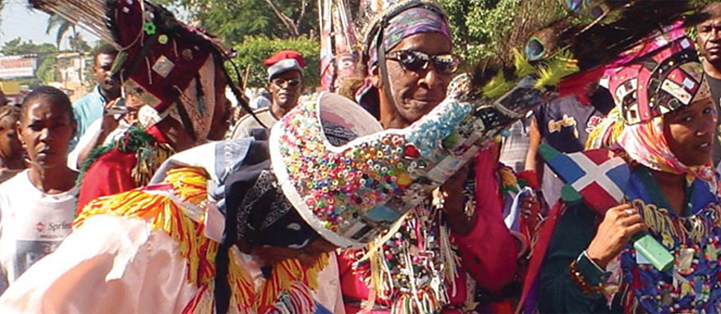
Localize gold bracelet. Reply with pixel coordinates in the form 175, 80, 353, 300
569, 259, 606, 295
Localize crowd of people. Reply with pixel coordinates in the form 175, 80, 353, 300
0, 0, 720, 313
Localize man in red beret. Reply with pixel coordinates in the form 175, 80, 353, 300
231, 50, 305, 139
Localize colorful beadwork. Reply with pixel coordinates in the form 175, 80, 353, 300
276, 99, 418, 240
345, 172, 476, 314
272, 74, 542, 246
273, 87, 491, 246
620, 200, 721, 314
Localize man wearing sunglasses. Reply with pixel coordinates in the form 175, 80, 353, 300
231, 50, 305, 139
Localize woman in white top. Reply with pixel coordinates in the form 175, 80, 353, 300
0, 86, 78, 294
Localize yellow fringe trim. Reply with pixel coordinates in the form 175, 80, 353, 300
499, 166, 519, 189
585, 106, 625, 150
256, 253, 330, 310
634, 199, 721, 245
74, 166, 329, 313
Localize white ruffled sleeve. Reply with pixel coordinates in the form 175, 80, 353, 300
0, 214, 197, 314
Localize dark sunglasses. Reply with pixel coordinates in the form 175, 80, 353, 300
385, 50, 460, 75
272, 78, 301, 88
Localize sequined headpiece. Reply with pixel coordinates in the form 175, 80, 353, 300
609, 36, 711, 125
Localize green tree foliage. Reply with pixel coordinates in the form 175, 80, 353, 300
438, 0, 521, 65
1, 38, 57, 56
69, 34, 92, 53
438, 0, 565, 67
46, 15, 75, 49
1, 38, 59, 88
157, 0, 319, 44
36, 56, 56, 83
693, 0, 721, 7
231, 35, 319, 88
439, 0, 721, 67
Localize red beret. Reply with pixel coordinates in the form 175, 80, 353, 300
264, 50, 306, 68
264, 50, 305, 80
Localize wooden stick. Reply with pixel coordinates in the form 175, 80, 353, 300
242, 64, 251, 91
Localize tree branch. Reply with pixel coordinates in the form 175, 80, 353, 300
263, 0, 299, 36
296, 0, 307, 32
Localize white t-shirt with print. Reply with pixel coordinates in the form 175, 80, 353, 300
0, 170, 78, 294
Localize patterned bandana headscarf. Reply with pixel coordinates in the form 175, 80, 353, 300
355, 2, 451, 113
618, 113, 716, 184
366, 6, 450, 69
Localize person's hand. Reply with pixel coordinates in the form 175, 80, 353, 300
100, 99, 122, 133
441, 164, 475, 234
519, 195, 541, 218
586, 203, 646, 269
519, 194, 541, 231
441, 164, 469, 215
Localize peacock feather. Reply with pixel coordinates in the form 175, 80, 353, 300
468, 0, 710, 106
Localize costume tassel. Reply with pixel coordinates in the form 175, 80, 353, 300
439, 223, 457, 295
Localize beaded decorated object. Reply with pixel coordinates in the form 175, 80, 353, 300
29, 0, 227, 113
347, 198, 457, 313
270, 76, 545, 248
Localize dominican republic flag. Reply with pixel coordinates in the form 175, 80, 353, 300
539, 144, 630, 216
